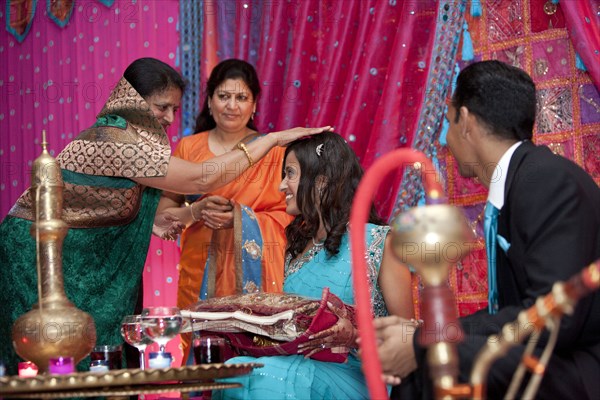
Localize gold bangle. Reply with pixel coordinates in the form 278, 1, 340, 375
236, 142, 255, 167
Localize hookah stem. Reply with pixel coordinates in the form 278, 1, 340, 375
351, 149, 441, 400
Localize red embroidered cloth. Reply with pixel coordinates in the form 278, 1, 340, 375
181, 288, 355, 363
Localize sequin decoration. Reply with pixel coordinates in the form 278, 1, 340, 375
242, 205, 258, 220
536, 87, 573, 133
503, 45, 525, 68
179, 0, 202, 137
366, 226, 389, 317
243, 240, 262, 260
243, 281, 260, 294
543, 1, 557, 16
390, 0, 464, 217
535, 58, 550, 76
487, 0, 525, 43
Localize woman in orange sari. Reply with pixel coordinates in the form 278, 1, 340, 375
154, 59, 294, 360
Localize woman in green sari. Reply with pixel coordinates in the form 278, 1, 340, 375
0, 57, 329, 374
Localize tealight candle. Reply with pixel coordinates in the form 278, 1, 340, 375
89, 360, 110, 373
90, 345, 122, 370
148, 352, 172, 369
48, 356, 74, 375
18, 361, 38, 377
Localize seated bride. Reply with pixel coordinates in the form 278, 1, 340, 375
202, 132, 414, 399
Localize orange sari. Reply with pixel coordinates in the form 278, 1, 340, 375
174, 132, 292, 357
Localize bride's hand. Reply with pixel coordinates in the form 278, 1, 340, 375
296, 301, 357, 358
270, 126, 333, 147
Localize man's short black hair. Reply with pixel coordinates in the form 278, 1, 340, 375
452, 60, 536, 141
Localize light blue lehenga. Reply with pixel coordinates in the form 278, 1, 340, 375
213, 224, 390, 400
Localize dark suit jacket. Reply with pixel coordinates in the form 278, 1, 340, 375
398, 142, 600, 399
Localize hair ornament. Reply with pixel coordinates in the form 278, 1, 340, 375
316, 143, 324, 157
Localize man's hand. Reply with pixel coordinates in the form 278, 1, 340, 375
372, 316, 419, 382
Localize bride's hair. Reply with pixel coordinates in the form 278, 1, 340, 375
283, 132, 382, 259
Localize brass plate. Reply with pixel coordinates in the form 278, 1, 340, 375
3, 382, 241, 398
0, 363, 261, 395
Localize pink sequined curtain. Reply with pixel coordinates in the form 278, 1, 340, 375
0, 0, 182, 361
201, 0, 439, 218
561, 0, 600, 90
0, 0, 181, 216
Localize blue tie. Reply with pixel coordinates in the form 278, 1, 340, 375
484, 201, 499, 314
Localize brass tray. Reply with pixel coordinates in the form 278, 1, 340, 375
2, 382, 241, 399
0, 363, 262, 396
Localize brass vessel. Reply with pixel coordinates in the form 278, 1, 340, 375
391, 204, 473, 287
11, 132, 96, 372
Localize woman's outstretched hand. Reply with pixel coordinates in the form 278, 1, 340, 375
271, 126, 333, 147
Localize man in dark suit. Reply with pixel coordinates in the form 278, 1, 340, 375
375, 60, 600, 399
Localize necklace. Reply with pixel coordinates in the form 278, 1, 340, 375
214, 137, 232, 153
211, 131, 235, 153
286, 236, 324, 279
217, 142, 231, 153
312, 237, 324, 246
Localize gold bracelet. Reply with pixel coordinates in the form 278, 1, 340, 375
236, 142, 255, 167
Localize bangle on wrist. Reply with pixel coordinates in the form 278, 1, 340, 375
190, 202, 201, 222
236, 142, 255, 167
